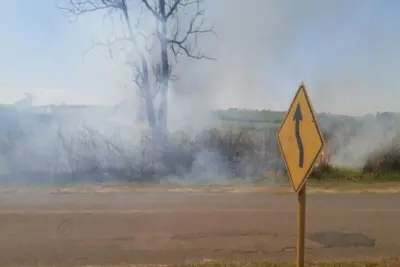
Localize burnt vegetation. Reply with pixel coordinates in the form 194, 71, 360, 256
0, 107, 283, 185
0, 106, 400, 185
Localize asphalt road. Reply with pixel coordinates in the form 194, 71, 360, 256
0, 191, 399, 266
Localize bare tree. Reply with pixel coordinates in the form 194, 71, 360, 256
58, 0, 216, 134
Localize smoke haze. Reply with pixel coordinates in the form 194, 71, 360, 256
0, 0, 399, 184
0, 1, 399, 112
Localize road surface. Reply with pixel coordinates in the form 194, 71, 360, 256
0, 191, 398, 266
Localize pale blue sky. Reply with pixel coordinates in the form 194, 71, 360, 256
1, 1, 71, 88
1, 0, 400, 115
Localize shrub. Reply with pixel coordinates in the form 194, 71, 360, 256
362, 141, 400, 175
172, 128, 267, 178
309, 163, 365, 181
309, 161, 335, 180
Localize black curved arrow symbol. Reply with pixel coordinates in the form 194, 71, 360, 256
293, 103, 304, 168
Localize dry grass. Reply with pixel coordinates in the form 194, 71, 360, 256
4, 180, 400, 195
22, 259, 400, 267
170, 260, 400, 267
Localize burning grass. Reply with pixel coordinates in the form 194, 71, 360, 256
0, 126, 283, 185
309, 138, 400, 182
362, 140, 400, 176
3, 120, 400, 185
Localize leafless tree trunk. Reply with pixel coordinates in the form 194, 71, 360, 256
59, 0, 216, 134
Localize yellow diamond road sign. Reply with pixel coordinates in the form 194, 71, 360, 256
277, 83, 324, 193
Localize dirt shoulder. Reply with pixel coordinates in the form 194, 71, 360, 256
13, 259, 398, 267
2, 181, 400, 194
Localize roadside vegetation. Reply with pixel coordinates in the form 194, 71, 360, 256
0, 107, 400, 185
172, 259, 399, 267
310, 139, 400, 182
63, 259, 400, 267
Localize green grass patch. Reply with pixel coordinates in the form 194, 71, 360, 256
309, 164, 400, 182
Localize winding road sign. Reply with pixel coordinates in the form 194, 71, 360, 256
277, 83, 324, 193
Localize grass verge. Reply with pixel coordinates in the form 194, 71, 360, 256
171, 259, 400, 267
38, 259, 400, 267
309, 163, 400, 182
7, 179, 400, 194
5, 166, 400, 194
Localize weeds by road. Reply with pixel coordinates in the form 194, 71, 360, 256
30, 259, 399, 267
4, 180, 400, 194
171, 260, 400, 267
4, 165, 400, 194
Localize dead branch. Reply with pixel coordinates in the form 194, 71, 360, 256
57, 130, 78, 175
165, 0, 181, 18
60, 0, 148, 64
58, 0, 123, 17
166, 0, 217, 61
141, 0, 163, 21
